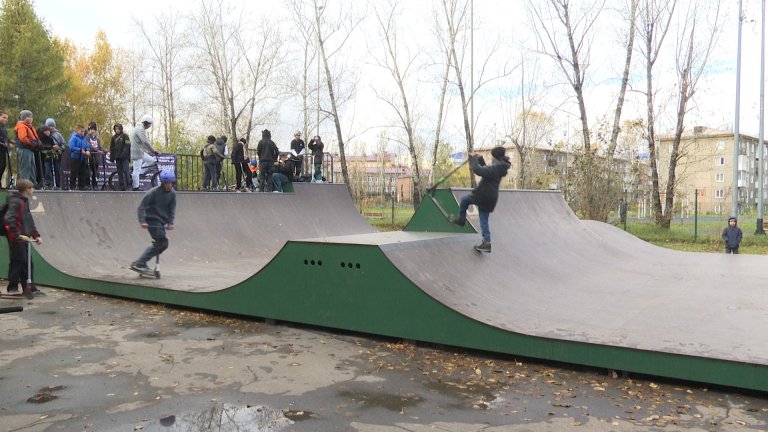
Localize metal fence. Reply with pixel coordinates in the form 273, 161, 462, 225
174, 152, 335, 191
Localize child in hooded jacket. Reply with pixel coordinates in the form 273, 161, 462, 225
722, 217, 743, 254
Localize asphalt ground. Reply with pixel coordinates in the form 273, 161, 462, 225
1, 288, 767, 432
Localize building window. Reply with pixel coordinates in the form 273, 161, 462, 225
716, 157, 725, 166
716, 173, 724, 182
668, 144, 673, 154
717, 140, 725, 150
715, 189, 724, 198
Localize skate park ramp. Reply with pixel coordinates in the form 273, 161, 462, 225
27, 183, 376, 291
386, 189, 768, 365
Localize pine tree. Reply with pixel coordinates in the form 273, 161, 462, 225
0, 0, 69, 121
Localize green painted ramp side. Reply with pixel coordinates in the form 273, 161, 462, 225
404, 189, 474, 233
11, 239, 768, 393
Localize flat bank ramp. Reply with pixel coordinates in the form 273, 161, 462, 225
382, 189, 768, 365
29, 183, 375, 291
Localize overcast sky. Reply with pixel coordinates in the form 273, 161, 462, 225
29, 0, 768, 153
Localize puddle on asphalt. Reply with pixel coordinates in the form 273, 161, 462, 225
143, 403, 294, 431
139, 330, 181, 338
338, 388, 423, 411
425, 381, 500, 409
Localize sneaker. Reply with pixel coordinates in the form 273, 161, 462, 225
132, 187, 142, 191
449, 215, 466, 227
130, 262, 151, 273
30, 286, 45, 296
474, 241, 491, 253
7, 286, 19, 293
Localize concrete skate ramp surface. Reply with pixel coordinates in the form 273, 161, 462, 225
385, 189, 768, 365
29, 183, 375, 291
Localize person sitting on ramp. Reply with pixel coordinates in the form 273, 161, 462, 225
449, 146, 510, 253
130, 170, 176, 275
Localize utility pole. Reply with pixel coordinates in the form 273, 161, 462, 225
758, 0, 766, 234
732, 0, 743, 219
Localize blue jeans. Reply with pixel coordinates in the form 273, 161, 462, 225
44, 156, 62, 187
459, 195, 491, 242
271, 172, 289, 192
313, 162, 322, 180
136, 225, 169, 266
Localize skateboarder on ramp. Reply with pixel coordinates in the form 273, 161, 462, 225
130, 170, 176, 278
448, 146, 510, 253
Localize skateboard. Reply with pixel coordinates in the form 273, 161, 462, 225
129, 265, 160, 279
129, 255, 161, 279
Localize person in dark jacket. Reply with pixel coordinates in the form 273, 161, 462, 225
232, 137, 253, 191
255, 129, 279, 192
85, 122, 104, 189
449, 146, 511, 253
271, 154, 295, 192
3, 179, 43, 298
289, 131, 305, 179
130, 170, 176, 274
308, 135, 324, 181
36, 125, 54, 188
722, 217, 743, 254
110, 124, 131, 191
45, 118, 66, 189
0, 111, 10, 189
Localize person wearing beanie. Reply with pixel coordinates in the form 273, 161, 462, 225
722, 217, 743, 254
14, 110, 39, 184
44, 118, 66, 188
449, 146, 511, 253
255, 129, 279, 191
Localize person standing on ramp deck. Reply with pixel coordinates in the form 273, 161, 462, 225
130, 170, 176, 274
449, 146, 510, 253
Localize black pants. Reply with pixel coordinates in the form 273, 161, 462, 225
7, 240, 30, 291
726, 247, 739, 254
0, 147, 7, 188
116, 158, 130, 191
234, 162, 244, 189
291, 157, 303, 178
88, 155, 101, 189
70, 158, 90, 190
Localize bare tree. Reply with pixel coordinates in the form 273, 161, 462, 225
530, 0, 638, 220
372, 0, 424, 207
190, 0, 283, 143
428, 5, 454, 183
134, 10, 192, 147
637, 0, 677, 226
439, 0, 511, 187
311, 0, 363, 190
661, 0, 721, 228
606, 0, 639, 158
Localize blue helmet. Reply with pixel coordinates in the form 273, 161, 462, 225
159, 170, 176, 183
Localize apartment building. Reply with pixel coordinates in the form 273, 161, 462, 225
655, 126, 763, 215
